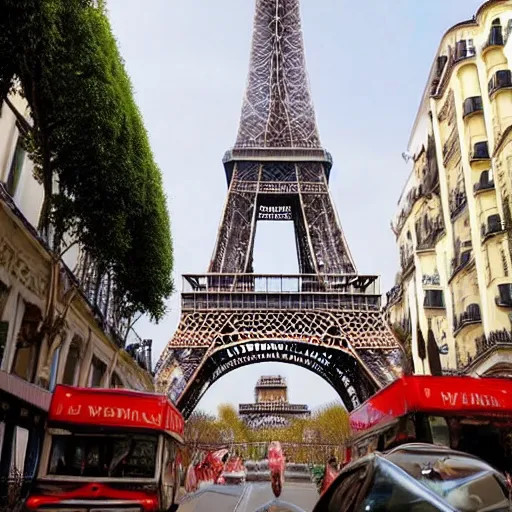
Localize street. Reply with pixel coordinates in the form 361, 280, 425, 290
177, 482, 318, 512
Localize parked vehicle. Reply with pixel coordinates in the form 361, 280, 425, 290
24, 385, 185, 512
313, 443, 512, 511
348, 375, 512, 474
221, 455, 246, 484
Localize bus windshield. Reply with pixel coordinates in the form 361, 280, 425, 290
48, 433, 158, 479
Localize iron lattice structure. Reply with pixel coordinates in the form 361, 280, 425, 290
155, 0, 405, 418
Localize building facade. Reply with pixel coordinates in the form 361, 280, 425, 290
238, 376, 311, 430
0, 94, 154, 502
387, 0, 512, 379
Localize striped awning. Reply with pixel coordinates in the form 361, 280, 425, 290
0, 370, 51, 411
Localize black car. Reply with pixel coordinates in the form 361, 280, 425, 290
313, 443, 512, 511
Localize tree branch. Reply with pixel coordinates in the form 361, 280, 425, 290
4, 96, 33, 135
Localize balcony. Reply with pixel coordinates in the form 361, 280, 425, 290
423, 289, 445, 309
416, 216, 445, 251
386, 284, 402, 307
483, 20, 504, 53
430, 55, 448, 95
453, 303, 482, 334
496, 283, 512, 307
181, 274, 382, 312
488, 69, 512, 97
449, 189, 467, 220
454, 39, 476, 63
473, 170, 495, 194
400, 250, 415, 276
481, 213, 504, 241
463, 96, 483, 119
450, 245, 473, 280
470, 141, 490, 162
239, 402, 310, 414
442, 129, 460, 166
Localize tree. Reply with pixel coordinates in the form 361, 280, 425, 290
0, 1, 174, 361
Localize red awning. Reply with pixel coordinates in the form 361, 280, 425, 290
0, 370, 52, 411
350, 376, 512, 433
50, 385, 185, 441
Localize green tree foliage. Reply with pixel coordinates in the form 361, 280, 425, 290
185, 402, 350, 446
0, 0, 173, 320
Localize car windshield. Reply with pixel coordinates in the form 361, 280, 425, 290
386, 449, 510, 511
48, 433, 158, 479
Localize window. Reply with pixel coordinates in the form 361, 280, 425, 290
387, 447, 509, 510
49, 346, 61, 392
11, 303, 42, 382
360, 462, 441, 511
423, 290, 444, 308
62, 338, 81, 385
110, 372, 123, 388
10, 426, 29, 478
0, 281, 10, 365
88, 356, 107, 388
5, 138, 25, 197
48, 434, 158, 479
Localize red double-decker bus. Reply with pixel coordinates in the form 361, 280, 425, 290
348, 376, 512, 474
25, 385, 185, 512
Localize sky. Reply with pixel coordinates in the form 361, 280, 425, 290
106, 0, 484, 415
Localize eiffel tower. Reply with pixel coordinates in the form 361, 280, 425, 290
155, 0, 405, 418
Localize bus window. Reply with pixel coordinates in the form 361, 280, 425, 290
48, 434, 158, 479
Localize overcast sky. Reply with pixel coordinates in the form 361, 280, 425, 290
107, 0, 484, 415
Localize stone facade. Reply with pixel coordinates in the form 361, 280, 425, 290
387, 0, 512, 378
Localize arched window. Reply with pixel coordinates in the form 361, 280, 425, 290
88, 356, 107, 388
62, 336, 82, 386
12, 303, 43, 382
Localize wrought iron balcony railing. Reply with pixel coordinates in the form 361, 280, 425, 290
453, 303, 482, 334
181, 273, 381, 311
470, 141, 490, 161
488, 69, 512, 97
481, 214, 504, 240
473, 170, 494, 193
484, 22, 505, 52
463, 96, 483, 118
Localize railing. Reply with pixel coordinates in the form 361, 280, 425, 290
474, 170, 494, 193
453, 303, 482, 333
481, 213, 504, 240
224, 147, 333, 165
488, 69, 512, 97
463, 96, 483, 118
386, 284, 402, 307
470, 141, 490, 161
484, 22, 504, 51
239, 402, 310, 413
183, 274, 379, 294
449, 188, 467, 219
0, 184, 146, 364
496, 283, 512, 307
256, 376, 287, 387
181, 274, 381, 311
416, 216, 445, 250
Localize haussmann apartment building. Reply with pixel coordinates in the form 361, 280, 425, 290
387, 0, 512, 380
0, 92, 154, 500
